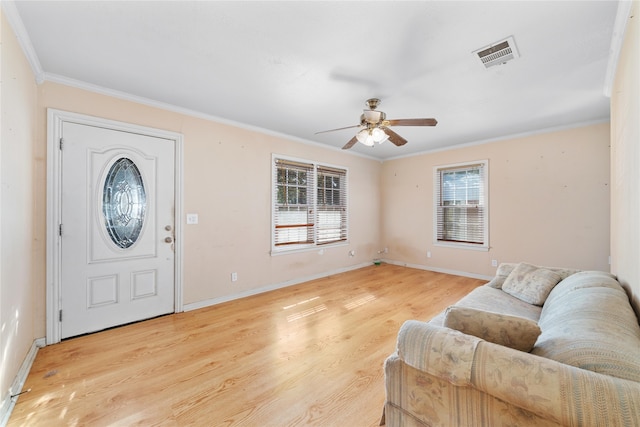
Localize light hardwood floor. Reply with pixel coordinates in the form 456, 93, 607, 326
8, 264, 483, 427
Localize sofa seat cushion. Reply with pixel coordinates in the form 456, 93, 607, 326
533, 271, 640, 382
444, 306, 541, 352
502, 263, 562, 306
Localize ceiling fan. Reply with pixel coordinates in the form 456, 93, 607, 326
316, 98, 437, 150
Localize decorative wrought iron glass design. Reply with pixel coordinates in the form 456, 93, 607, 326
103, 157, 146, 248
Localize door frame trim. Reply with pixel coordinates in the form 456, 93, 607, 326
46, 108, 184, 344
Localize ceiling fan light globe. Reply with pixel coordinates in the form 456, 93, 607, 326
372, 127, 388, 143
356, 129, 375, 146
356, 129, 369, 144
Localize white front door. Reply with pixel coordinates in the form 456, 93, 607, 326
59, 121, 176, 339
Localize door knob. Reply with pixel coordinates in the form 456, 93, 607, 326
164, 236, 173, 243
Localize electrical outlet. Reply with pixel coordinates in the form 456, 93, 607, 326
349, 250, 355, 257
231, 272, 238, 282
427, 251, 432, 258
383, 247, 388, 254
491, 259, 498, 267
186, 213, 199, 225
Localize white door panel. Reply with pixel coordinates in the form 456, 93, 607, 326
60, 122, 175, 339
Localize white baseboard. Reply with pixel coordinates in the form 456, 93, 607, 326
382, 259, 494, 281
184, 261, 492, 312
0, 338, 45, 427
184, 262, 373, 312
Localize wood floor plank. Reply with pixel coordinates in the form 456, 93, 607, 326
8, 264, 483, 426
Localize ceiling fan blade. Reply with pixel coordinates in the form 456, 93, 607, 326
315, 124, 360, 134
383, 128, 408, 146
386, 118, 438, 127
342, 136, 358, 150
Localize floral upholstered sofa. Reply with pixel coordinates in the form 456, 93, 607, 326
383, 262, 640, 426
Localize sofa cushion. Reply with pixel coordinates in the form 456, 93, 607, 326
485, 263, 518, 289
429, 286, 543, 327
502, 263, 562, 306
486, 262, 579, 290
534, 272, 640, 382
541, 270, 618, 312
444, 306, 541, 352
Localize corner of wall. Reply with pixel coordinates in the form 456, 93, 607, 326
610, 1, 640, 320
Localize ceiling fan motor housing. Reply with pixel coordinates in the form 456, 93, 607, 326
362, 110, 385, 125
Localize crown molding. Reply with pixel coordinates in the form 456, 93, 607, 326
42, 71, 380, 161
1, 0, 45, 83
384, 118, 610, 162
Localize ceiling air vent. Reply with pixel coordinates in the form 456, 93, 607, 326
473, 36, 519, 69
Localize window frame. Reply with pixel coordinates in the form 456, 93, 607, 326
271, 154, 348, 254
433, 160, 489, 251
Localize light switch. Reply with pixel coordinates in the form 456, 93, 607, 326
186, 213, 199, 225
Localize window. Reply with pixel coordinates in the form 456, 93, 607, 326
434, 161, 488, 250
103, 158, 146, 249
273, 156, 347, 252
316, 165, 348, 245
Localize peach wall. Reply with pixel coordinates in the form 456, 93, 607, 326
35, 81, 383, 333
611, 1, 639, 317
1, 10, 38, 409
382, 123, 611, 278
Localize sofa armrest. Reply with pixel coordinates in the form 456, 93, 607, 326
471, 341, 640, 426
396, 321, 640, 425
396, 320, 482, 387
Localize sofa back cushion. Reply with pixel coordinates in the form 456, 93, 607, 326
534, 271, 640, 382
486, 262, 579, 290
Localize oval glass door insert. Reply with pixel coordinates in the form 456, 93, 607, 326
103, 157, 146, 248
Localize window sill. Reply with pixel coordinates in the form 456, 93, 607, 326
271, 241, 349, 256
433, 241, 489, 252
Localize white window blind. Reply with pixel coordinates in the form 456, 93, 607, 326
435, 161, 488, 248
274, 159, 315, 247
316, 165, 347, 245
273, 156, 348, 252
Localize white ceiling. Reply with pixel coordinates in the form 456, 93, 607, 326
7, 1, 621, 160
